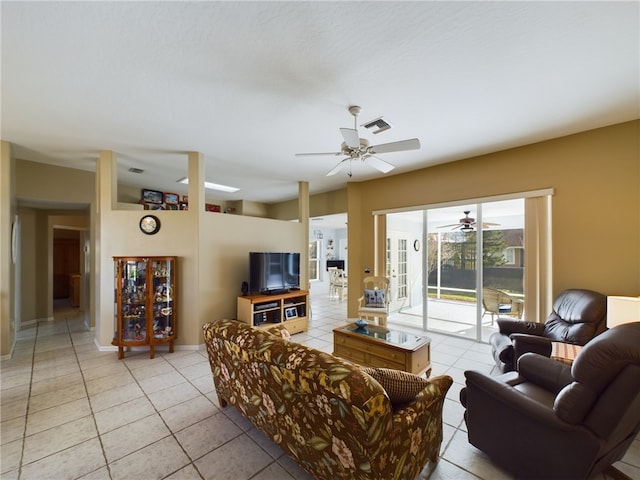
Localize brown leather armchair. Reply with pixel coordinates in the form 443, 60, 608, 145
489, 288, 607, 372
461, 322, 640, 479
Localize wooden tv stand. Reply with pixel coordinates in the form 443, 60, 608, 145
237, 290, 309, 334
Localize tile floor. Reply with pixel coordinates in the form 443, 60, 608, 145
1, 295, 638, 480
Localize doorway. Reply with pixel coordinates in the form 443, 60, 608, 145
53, 228, 81, 309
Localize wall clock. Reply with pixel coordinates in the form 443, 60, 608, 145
414, 239, 420, 251
139, 215, 161, 235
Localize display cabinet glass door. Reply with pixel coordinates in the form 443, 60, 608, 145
151, 259, 175, 340
118, 259, 148, 342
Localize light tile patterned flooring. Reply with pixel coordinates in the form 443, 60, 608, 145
1, 296, 638, 479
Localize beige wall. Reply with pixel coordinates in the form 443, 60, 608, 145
346, 120, 640, 317
269, 187, 348, 220
1, 142, 16, 357
196, 214, 304, 342
17, 207, 48, 323
96, 195, 305, 349
16, 160, 95, 204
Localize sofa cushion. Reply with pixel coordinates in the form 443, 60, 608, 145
364, 289, 385, 307
362, 367, 429, 403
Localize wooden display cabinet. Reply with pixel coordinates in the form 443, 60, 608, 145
112, 256, 177, 359
237, 290, 309, 334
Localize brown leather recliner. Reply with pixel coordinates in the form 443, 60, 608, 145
461, 322, 640, 479
489, 288, 607, 372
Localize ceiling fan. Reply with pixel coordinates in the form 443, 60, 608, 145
438, 211, 500, 232
295, 105, 421, 177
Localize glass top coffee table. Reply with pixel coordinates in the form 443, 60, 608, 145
333, 322, 431, 376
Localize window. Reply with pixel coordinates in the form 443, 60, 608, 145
505, 247, 516, 265
308, 240, 320, 281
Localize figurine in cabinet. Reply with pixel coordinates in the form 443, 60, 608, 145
134, 323, 142, 340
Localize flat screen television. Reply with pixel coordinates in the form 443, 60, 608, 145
249, 252, 300, 294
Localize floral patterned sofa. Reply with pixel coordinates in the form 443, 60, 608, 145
203, 319, 452, 480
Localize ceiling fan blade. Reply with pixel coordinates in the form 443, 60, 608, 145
470, 221, 500, 226
479, 222, 501, 229
369, 138, 420, 154
340, 128, 360, 149
438, 223, 463, 229
366, 155, 395, 174
295, 151, 342, 157
326, 158, 348, 176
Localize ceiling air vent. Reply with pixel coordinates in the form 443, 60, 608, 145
128, 167, 144, 174
362, 117, 391, 134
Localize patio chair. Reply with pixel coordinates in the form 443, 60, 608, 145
482, 287, 522, 325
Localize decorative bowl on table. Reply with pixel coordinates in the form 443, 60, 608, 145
354, 319, 368, 330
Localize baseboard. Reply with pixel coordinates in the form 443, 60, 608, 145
95, 341, 202, 354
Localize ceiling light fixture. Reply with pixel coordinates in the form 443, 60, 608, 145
177, 177, 239, 193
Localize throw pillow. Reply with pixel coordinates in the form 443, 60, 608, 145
361, 367, 430, 404
264, 324, 291, 341
364, 288, 385, 307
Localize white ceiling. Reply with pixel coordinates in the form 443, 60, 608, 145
2, 1, 638, 205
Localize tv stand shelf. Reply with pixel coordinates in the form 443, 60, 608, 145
237, 290, 309, 334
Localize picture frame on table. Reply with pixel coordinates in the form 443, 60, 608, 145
164, 192, 180, 205
142, 189, 164, 204
284, 307, 298, 319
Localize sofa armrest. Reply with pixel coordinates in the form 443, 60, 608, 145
511, 333, 553, 361
517, 353, 573, 394
497, 318, 545, 336
381, 375, 452, 471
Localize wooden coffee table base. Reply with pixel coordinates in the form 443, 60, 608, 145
333, 323, 431, 376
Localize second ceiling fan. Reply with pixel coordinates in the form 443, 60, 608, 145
295, 105, 421, 177
439, 211, 500, 232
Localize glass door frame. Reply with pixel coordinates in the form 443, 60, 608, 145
378, 191, 547, 342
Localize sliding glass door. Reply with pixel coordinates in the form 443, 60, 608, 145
386, 198, 524, 342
